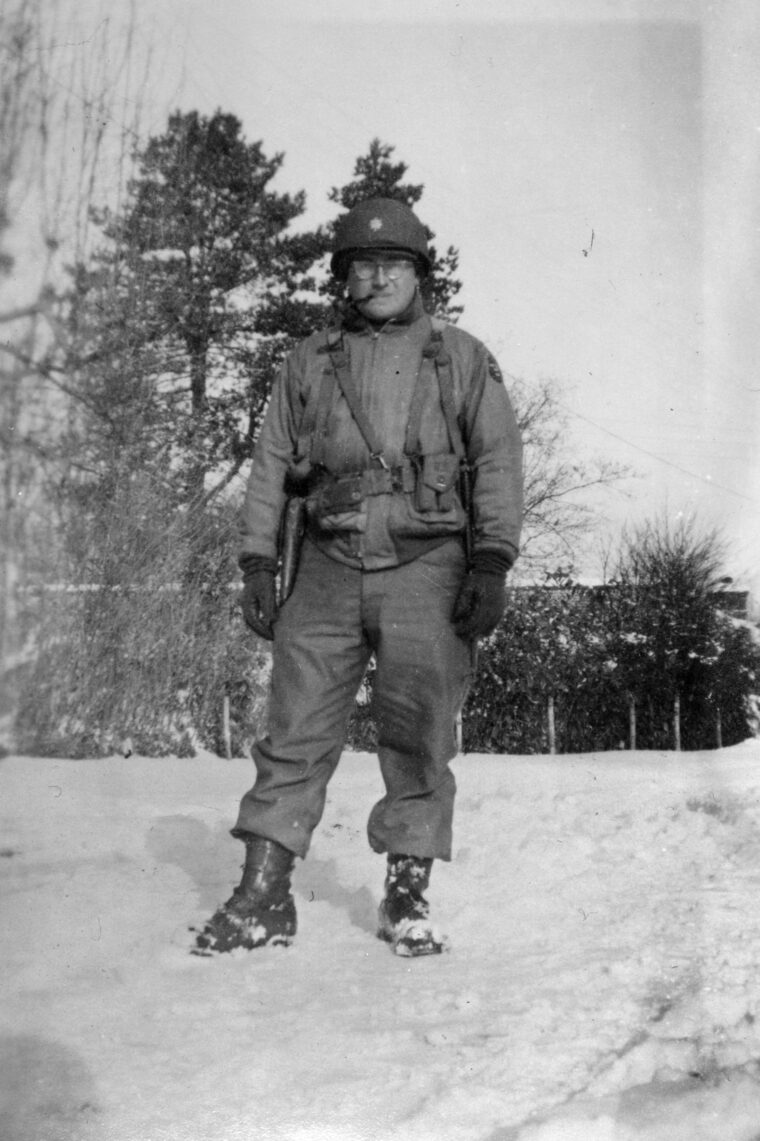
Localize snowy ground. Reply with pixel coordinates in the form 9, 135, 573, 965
3, 742, 760, 1141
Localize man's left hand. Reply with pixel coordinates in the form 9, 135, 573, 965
452, 550, 512, 641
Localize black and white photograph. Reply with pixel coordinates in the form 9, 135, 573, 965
2, 1, 760, 1138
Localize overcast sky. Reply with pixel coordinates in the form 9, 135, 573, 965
44, 0, 760, 586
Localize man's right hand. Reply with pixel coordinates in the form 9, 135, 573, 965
239, 557, 278, 640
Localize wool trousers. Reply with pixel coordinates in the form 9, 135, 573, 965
234, 537, 472, 860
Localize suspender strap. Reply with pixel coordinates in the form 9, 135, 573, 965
308, 339, 340, 469
296, 335, 338, 470
326, 331, 388, 467
427, 327, 466, 461
310, 320, 469, 471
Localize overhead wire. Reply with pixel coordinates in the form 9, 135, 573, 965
556, 401, 758, 504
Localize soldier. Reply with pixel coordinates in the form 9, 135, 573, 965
194, 198, 523, 958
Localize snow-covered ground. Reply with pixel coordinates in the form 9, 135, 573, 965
3, 741, 760, 1141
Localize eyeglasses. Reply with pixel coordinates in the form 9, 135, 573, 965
350, 257, 415, 281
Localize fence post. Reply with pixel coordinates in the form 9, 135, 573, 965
673, 693, 681, 751
222, 695, 232, 760
456, 709, 463, 754
716, 707, 722, 750
628, 692, 637, 751
548, 694, 556, 755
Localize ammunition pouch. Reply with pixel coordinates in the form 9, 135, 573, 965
413, 453, 461, 513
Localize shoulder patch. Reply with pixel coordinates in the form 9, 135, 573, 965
487, 352, 504, 385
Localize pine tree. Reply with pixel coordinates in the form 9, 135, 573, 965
68, 109, 319, 503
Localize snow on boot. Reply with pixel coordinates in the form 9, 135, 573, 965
377, 854, 448, 957
191, 836, 297, 956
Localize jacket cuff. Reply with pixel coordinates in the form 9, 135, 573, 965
469, 548, 514, 575
239, 554, 278, 579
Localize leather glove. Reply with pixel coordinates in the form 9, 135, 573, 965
239, 555, 278, 640
452, 550, 512, 641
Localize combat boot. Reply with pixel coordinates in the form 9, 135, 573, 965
192, 835, 297, 955
377, 854, 448, 957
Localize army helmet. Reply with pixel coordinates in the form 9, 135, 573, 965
330, 197, 431, 280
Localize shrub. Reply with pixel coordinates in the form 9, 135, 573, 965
14, 478, 271, 758
459, 520, 760, 755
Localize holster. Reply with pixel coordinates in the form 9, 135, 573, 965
278, 496, 307, 605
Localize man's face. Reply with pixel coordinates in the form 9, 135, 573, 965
347, 253, 419, 321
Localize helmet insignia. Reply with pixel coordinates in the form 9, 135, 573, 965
330, 198, 430, 279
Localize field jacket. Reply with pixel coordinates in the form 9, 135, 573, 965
238, 297, 523, 571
